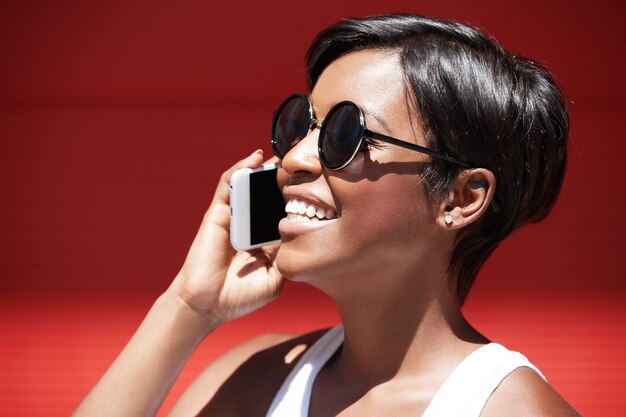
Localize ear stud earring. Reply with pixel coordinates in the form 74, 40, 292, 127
444, 212, 453, 227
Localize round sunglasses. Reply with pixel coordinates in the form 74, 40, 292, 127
271, 93, 472, 170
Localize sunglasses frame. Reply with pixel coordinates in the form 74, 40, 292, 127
271, 93, 472, 170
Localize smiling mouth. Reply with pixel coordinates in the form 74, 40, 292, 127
285, 199, 337, 222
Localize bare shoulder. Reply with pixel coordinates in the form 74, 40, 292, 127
482, 367, 583, 417
168, 329, 329, 417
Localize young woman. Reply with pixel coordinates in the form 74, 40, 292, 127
74, 14, 581, 417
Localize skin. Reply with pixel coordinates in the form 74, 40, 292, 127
73, 49, 582, 417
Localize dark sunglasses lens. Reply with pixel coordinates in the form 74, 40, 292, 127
272, 96, 311, 157
320, 103, 363, 169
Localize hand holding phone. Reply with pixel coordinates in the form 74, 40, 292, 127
170, 152, 285, 325
230, 163, 285, 251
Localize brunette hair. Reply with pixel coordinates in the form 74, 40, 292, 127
306, 14, 568, 303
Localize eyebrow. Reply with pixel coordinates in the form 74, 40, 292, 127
359, 104, 393, 133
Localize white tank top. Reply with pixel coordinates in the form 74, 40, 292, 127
266, 325, 545, 417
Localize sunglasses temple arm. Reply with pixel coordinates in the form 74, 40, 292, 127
366, 130, 503, 211
365, 130, 472, 168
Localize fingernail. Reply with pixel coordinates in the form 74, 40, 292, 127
252, 149, 263, 156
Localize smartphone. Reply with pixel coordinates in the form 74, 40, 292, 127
230, 163, 285, 251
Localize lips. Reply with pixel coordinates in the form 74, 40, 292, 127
284, 199, 336, 222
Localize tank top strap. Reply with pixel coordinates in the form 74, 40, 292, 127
266, 325, 344, 417
421, 343, 546, 417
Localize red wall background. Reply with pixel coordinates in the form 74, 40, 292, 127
0, 1, 624, 416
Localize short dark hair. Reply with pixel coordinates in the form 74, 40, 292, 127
306, 14, 569, 304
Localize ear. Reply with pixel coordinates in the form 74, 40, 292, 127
435, 168, 496, 230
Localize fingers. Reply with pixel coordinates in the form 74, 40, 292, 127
261, 242, 281, 261
256, 242, 284, 291
244, 248, 285, 299
263, 155, 280, 165
212, 149, 265, 207
211, 151, 279, 211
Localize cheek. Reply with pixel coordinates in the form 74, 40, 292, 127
332, 172, 433, 257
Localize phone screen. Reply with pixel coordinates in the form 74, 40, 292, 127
249, 168, 285, 245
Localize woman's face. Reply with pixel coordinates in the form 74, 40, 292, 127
275, 49, 450, 290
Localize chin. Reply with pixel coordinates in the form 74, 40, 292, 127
275, 240, 365, 293
275, 244, 317, 283
275, 240, 338, 285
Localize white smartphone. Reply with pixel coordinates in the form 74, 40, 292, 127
230, 163, 285, 251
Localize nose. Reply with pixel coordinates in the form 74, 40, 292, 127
280, 123, 323, 178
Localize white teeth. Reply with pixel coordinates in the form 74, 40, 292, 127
284, 199, 337, 221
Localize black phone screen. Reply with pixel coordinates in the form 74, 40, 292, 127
249, 168, 285, 245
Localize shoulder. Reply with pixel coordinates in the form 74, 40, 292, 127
168, 328, 330, 417
481, 366, 583, 417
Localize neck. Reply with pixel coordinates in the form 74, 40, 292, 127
322, 269, 487, 390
